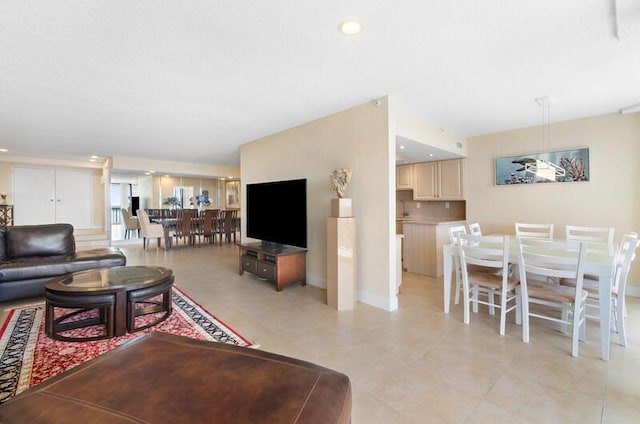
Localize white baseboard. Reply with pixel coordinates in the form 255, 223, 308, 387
357, 290, 398, 312
309, 278, 398, 311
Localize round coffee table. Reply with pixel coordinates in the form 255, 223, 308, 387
45, 266, 174, 341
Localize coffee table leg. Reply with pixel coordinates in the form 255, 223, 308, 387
114, 289, 127, 336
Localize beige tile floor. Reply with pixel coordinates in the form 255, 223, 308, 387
6, 238, 640, 423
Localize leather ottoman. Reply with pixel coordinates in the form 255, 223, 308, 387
0, 332, 352, 424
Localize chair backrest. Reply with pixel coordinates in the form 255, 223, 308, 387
457, 234, 510, 284
448, 225, 467, 244
201, 209, 219, 233
566, 225, 615, 253
468, 222, 482, 236
121, 208, 139, 230
612, 233, 639, 295
516, 238, 586, 292
515, 222, 554, 240
176, 209, 198, 235
137, 209, 150, 233
222, 209, 238, 233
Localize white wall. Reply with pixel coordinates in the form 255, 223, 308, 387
467, 112, 640, 287
241, 98, 397, 310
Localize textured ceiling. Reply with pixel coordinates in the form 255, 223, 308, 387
1, 1, 638, 168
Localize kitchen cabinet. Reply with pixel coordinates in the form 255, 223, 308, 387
413, 159, 465, 201
396, 164, 414, 190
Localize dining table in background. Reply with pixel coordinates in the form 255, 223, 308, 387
442, 237, 616, 361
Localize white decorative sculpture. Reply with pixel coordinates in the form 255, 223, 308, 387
330, 168, 352, 198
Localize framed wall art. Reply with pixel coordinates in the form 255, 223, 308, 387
495, 148, 589, 186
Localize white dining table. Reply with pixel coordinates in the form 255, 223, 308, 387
443, 238, 615, 361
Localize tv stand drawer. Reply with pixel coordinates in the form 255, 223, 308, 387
238, 243, 307, 291
241, 255, 258, 274
257, 260, 276, 281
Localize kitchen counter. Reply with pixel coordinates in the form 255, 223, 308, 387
401, 219, 464, 277
397, 218, 466, 226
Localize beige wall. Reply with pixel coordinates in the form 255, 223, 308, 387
467, 112, 640, 287
396, 106, 468, 156
241, 98, 397, 310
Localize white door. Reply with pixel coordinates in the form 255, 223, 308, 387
55, 169, 92, 228
13, 167, 93, 228
13, 167, 56, 225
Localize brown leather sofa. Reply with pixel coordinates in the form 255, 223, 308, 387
0, 332, 352, 423
0, 223, 126, 303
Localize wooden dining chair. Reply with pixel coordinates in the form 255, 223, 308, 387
198, 209, 219, 245
516, 238, 588, 357
174, 209, 199, 246
515, 222, 554, 240
457, 234, 520, 335
218, 209, 238, 243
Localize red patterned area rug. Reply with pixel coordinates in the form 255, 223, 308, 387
0, 286, 252, 403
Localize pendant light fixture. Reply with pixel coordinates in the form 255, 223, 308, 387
525, 96, 565, 181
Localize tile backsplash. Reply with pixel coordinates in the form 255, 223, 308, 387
396, 190, 465, 221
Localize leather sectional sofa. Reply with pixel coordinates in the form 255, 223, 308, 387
0, 223, 126, 303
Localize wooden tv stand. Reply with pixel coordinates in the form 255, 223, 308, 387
238, 242, 307, 291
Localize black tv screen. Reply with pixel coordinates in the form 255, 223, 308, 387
246, 179, 307, 248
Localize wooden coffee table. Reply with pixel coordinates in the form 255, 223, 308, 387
45, 266, 174, 341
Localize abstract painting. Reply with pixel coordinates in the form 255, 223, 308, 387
495, 148, 589, 185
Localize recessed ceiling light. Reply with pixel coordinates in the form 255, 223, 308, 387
149, 170, 155, 174
144, 172, 151, 175
399, 145, 405, 150
429, 153, 434, 157
339, 19, 362, 35
90, 155, 99, 159
164, 174, 170, 177
219, 177, 226, 180
0, 149, 8, 153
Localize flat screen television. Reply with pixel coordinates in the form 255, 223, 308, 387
246, 178, 307, 249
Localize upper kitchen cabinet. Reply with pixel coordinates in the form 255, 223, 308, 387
396, 164, 414, 190
413, 159, 465, 201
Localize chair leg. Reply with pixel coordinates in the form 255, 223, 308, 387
571, 303, 581, 357
463, 282, 471, 326
515, 287, 522, 325
521, 290, 530, 344
453, 261, 461, 305
488, 291, 496, 316
616, 298, 628, 347
472, 286, 479, 313
499, 290, 508, 336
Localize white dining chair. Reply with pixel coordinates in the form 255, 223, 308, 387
515, 222, 554, 240
516, 238, 588, 357
560, 233, 638, 347
448, 225, 468, 305
566, 225, 615, 253
457, 234, 520, 335
468, 222, 482, 236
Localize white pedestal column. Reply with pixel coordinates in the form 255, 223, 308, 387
326, 216, 356, 310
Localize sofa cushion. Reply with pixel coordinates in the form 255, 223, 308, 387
0, 248, 126, 283
6, 224, 75, 259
